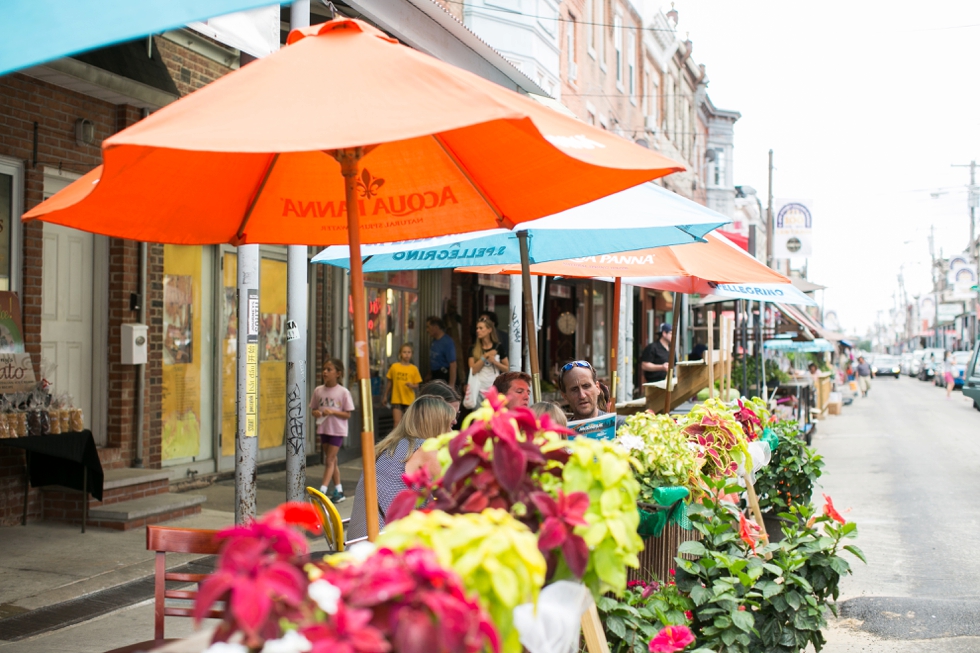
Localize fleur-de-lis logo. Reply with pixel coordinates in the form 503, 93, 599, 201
356, 169, 385, 199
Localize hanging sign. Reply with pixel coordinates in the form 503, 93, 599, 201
772, 199, 813, 259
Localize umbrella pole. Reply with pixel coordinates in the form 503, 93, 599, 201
609, 278, 621, 412
661, 292, 681, 414
517, 232, 541, 403
337, 148, 380, 541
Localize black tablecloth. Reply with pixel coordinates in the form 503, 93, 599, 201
0, 431, 104, 501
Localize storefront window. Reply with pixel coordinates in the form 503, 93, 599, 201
356, 273, 419, 405
0, 171, 13, 290
220, 252, 288, 457
162, 245, 213, 464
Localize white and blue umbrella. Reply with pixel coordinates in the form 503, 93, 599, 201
1, 0, 277, 75
311, 182, 728, 270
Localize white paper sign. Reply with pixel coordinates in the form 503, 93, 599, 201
772, 199, 813, 259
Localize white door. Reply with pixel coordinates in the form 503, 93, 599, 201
41, 224, 94, 432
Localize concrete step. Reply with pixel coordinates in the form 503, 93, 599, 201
88, 494, 207, 531
42, 468, 174, 523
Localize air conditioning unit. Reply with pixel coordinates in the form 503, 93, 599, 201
644, 115, 657, 133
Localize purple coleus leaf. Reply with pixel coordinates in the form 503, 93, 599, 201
492, 436, 526, 493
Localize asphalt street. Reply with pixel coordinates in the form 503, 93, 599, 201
820, 374, 980, 651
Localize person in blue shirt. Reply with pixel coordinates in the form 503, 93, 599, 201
426, 316, 457, 388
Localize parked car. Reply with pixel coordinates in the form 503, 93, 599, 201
962, 342, 980, 409
918, 348, 945, 381
900, 352, 914, 375
908, 349, 926, 377
935, 351, 973, 387
871, 355, 901, 378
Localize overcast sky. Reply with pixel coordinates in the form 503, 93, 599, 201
673, 1, 980, 335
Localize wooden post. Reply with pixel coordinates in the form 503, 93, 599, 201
744, 471, 771, 558
609, 277, 622, 411
707, 311, 715, 399
661, 292, 682, 414
518, 232, 542, 403
581, 602, 611, 653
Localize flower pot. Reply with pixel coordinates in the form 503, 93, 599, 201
762, 514, 788, 543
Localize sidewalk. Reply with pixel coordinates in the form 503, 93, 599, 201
0, 459, 366, 651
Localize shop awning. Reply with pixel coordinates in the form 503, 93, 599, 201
774, 303, 822, 341
764, 338, 835, 353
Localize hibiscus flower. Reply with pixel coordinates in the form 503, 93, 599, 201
822, 494, 846, 524
648, 625, 695, 653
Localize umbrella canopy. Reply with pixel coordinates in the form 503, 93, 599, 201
457, 233, 817, 306
1, 0, 277, 75
23, 17, 687, 542
24, 19, 684, 245
311, 182, 726, 269
764, 338, 835, 353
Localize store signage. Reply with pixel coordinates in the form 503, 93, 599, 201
0, 353, 36, 393
938, 303, 964, 324
772, 199, 813, 259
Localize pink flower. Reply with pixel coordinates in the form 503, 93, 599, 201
648, 625, 695, 653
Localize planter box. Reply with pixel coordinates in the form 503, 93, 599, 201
629, 522, 702, 583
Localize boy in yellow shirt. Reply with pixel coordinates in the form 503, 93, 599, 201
385, 343, 423, 426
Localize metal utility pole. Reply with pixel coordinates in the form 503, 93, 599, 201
766, 149, 774, 269
952, 160, 978, 342
285, 0, 311, 504
236, 245, 260, 524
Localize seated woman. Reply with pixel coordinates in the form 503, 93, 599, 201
557, 359, 625, 427
347, 396, 457, 540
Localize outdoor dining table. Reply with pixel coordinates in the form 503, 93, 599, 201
0, 430, 104, 532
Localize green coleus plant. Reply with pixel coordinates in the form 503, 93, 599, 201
377, 508, 546, 653
555, 436, 644, 597
678, 400, 750, 480
615, 412, 703, 501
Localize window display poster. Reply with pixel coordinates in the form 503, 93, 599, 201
0, 291, 24, 352
162, 245, 202, 461
259, 258, 287, 450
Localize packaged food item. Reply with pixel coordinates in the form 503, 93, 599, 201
47, 409, 61, 434
27, 410, 42, 437
14, 412, 27, 438
0, 414, 9, 439
70, 408, 84, 432
59, 409, 70, 433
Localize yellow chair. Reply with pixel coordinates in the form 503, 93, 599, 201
305, 486, 345, 552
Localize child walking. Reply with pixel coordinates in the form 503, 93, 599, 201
385, 343, 423, 427
310, 358, 354, 503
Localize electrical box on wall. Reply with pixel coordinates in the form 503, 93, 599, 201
121, 323, 148, 365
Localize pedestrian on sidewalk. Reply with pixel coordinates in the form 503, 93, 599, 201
385, 343, 422, 427
943, 350, 956, 399
417, 379, 461, 425
311, 358, 354, 503
463, 316, 508, 409
425, 316, 457, 387
856, 356, 872, 397
347, 396, 457, 539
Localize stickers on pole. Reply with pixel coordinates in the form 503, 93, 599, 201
286, 319, 299, 342
246, 288, 259, 438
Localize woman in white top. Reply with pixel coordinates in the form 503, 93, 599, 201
464, 317, 508, 409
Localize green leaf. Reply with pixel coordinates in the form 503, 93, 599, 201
690, 584, 712, 606
678, 540, 707, 556
731, 608, 755, 633
597, 596, 619, 612
761, 581, 784, 599
844, 544, 867, 564
785, 590, 802, 611
606, 614, 627, 639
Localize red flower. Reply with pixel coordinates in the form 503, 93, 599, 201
648, 625, 695, 653
530, 490, 590, 578
684, 611, 693, 621
302, 604, 391, 653
267, 501, 322, 535
738, 512, 758, 554
822, 494, 846, 524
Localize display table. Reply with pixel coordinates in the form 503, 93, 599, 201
0, 430, 104, 532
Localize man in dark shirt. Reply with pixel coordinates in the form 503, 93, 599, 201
640, 323, 672, 383
426, 316, 457, 387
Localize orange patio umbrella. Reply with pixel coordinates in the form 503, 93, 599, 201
23, 17, 684, 540
459, 233, 793, 408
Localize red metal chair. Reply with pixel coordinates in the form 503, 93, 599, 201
104, 526, 223, 653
